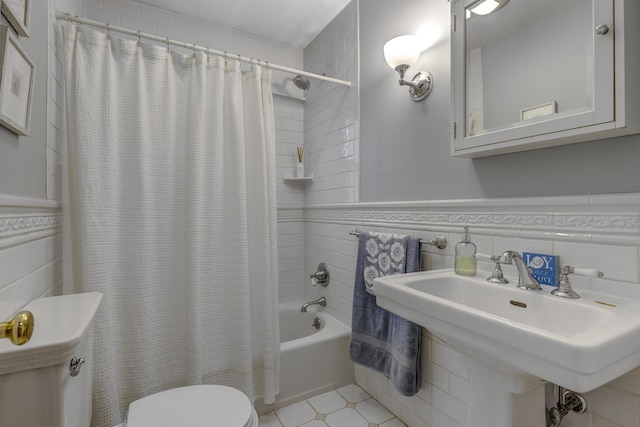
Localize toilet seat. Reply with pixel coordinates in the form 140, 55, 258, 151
126, 385, 258, 427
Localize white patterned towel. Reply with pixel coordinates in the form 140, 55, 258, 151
362, 232, 409, 295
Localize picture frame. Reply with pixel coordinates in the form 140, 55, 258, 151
1, 0, 30, 37
0, 26, 34, 136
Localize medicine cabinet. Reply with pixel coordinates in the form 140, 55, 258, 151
451, 0, 640, 158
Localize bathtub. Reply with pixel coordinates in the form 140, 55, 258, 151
255, 301, 354, 414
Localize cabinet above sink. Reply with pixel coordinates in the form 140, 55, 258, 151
451, 0, 640, 158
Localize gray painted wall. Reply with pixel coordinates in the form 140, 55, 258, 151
0, 1, 48, 199
359, 0, 640, 202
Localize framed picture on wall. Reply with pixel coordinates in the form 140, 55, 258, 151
0, 26, 34, 136
1, 0, 30, 37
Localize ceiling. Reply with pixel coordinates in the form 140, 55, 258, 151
135, 0, 353, 49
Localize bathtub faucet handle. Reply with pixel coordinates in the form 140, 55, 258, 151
309, 263, 330, 287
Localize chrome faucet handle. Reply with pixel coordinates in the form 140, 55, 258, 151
309, 263, 330, 287
552, 265, 604, 299
487, 255, 508, 284
477, 253, 508, 284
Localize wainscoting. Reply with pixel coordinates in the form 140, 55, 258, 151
303, 193, 640, 427
0, 195, 63, 320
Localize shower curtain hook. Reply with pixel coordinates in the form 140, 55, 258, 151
223, 51, 228, 65
192, 43, 197, 57
137, 30, 141, 46
106, 22, 110, 39
166, 37, 170, 52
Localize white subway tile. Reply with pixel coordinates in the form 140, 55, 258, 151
554, 241, 638, 283
449, 374, 469, 405
139, 4, 173, 28
0, 285, 16, 320
584, 385, 640, 427
84, 5, 122, 26
0, 246, 26, 288
608, 366, 640, 396
432, 386, 467, 426
415, 398, 450, 427
25, 240, 45, 274
425, 360, 449, 393
431, 342, 469, 380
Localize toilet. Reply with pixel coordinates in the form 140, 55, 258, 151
0, 293, 103, 427
124, 384, 258, 427
0, 292, 257, 427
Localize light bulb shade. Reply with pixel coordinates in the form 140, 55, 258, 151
383, 36, 422, 69
468, 0, 503, 15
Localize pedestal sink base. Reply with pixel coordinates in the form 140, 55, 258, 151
465, 356, 546, 427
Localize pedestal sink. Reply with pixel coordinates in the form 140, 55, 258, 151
372, 269, 640, 427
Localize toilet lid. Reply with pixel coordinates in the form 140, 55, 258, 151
127, 385, 256, 427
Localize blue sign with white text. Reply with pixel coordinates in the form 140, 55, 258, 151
523, 252, 558, 286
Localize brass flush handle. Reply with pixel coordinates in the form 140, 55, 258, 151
0, 311, 34, 346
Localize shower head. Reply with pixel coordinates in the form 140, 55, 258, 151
293, 75, 310, 91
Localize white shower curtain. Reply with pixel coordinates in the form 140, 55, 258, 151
61, 23, 279, 427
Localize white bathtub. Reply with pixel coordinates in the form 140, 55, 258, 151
255, 301, 354, 414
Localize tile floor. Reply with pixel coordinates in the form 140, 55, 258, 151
258, 384, 406, 427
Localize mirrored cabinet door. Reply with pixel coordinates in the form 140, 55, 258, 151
451, 0, 640, 158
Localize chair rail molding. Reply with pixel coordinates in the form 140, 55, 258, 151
0, 195, 62, 249
304, 193, 640, 245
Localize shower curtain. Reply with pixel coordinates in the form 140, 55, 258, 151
61, 23, 279, 426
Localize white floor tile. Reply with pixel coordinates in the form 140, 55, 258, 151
381, 418, 408, 427
258, 412, 283, 427
356, 397, 395, 424
276, 401, 317, 427
324, 407, 370, 427
299, 421, 327, 427
261, 384, 404, 427
336, 383, 371, 403
308, 390, 347, 414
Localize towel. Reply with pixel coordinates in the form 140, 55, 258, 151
350, 231, 422, 396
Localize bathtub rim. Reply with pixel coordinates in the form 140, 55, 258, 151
278, 301, 351, 352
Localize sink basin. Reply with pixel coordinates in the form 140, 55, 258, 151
373, 269, 640, 393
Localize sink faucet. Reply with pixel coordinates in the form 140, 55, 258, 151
301, 297, 327, 312
499, 251, 542, 291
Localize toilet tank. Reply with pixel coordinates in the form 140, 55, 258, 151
0, 293, 102, 427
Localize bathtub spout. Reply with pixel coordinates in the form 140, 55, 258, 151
300, 297, 326, 313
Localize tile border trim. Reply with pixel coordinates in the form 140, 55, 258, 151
303, 193, 640, 244
0, 195, 62, 246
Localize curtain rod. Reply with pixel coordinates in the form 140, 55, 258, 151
55, 11, 352, 88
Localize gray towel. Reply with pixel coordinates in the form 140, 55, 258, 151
350, 232, 422, 396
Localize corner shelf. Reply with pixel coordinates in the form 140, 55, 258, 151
283, 173, 314, 183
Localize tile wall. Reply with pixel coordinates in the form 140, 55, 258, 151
302, 2, 359, 206
0, 196, 63, 320
303, 196, 640, 427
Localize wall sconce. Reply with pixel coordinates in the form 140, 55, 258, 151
468, 0, 509, 16
383, 35, 433, 102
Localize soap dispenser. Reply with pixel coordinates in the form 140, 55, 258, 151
455, 226, 477, 276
